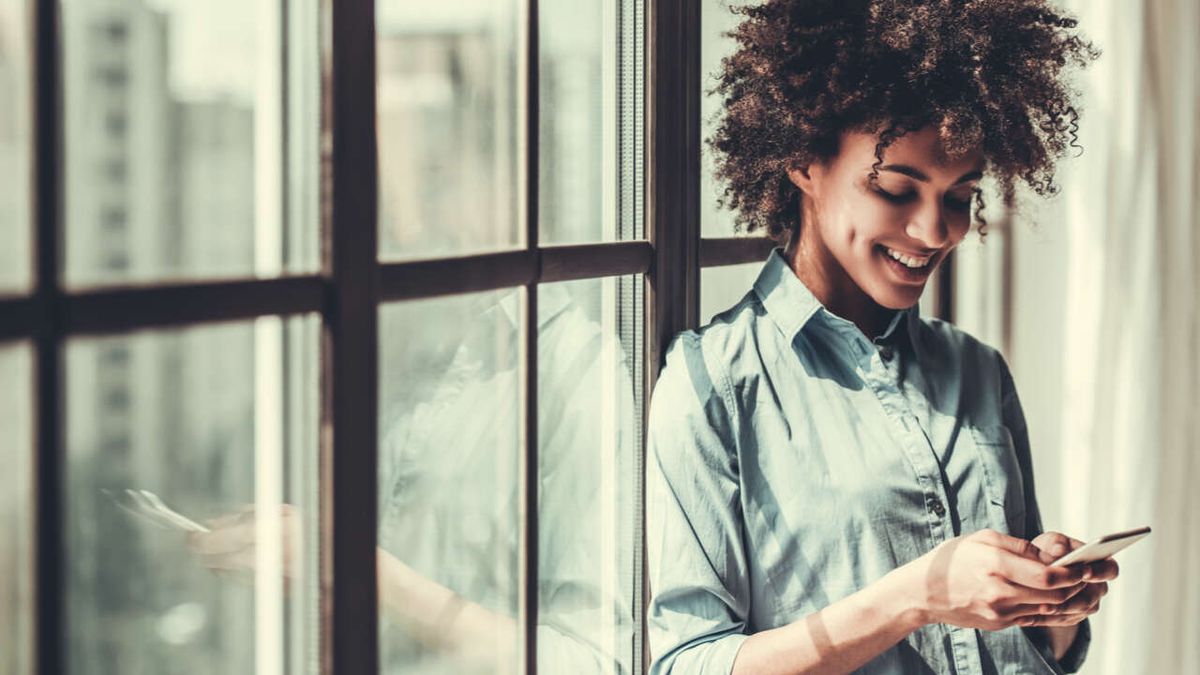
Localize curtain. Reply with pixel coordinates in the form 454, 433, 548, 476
1046, 0, 1200, 672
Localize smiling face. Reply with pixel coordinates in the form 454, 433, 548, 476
786, 126, 985, 314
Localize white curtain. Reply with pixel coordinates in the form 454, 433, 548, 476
1039, 0, 1199, 672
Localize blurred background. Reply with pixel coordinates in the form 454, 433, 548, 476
0, 0, 1196, 674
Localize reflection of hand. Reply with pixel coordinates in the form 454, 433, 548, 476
186, 504, 304, 584
895, 529, 1091, 631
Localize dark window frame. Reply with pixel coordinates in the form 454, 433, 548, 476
3, 1, 954, 673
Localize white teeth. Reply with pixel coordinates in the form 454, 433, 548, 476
885, 247, 932, 269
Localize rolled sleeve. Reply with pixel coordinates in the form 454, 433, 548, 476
646, 334, 751, 675
1057, 618, 1091, 673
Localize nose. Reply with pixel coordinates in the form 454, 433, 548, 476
904, 199, 951, 249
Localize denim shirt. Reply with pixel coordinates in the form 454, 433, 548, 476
646, 248, 1090, 675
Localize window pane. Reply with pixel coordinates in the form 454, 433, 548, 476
65, 318, 320, 675
62, 0, 319, 287
0, 343, 33, 675
379, 290, 523, 673
539, 0, 643, 245
700, 0, 742, 238
701, 262, 761, 324
537, 277, 640, 673
377, 3, 521, 260
0, 0, 32, 294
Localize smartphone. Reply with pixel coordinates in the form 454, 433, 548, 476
103, 488, 210, 533
1050, 525, 1151, 567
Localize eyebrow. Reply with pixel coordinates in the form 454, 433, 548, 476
878, 164, 984, 185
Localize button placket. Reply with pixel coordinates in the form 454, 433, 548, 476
867, 378, 956, 545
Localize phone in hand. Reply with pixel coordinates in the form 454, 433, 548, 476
103, 488, 210, 533
1049, 525, 1151, 567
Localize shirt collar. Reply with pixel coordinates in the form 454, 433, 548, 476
752, 246, 919, 348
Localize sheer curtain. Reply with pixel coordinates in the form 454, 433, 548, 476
1014, 0, 1199, 672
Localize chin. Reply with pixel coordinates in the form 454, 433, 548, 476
867, 283, 924, 310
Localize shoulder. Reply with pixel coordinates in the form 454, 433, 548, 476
657, 289, 765, 399
649, 290, 764, 439
914, 314, 1006, 370
913, 315, 1014, 410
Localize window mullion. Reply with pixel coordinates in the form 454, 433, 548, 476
644, 0, 702, 672
320, 0, 380, 673
34, 0, 65, 670
520, 0, 541, 672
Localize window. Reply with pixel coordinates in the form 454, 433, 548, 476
0, 0, 31, 294
2, 1, 951, 674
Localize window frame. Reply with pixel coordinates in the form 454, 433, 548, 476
2, 0, 955, 673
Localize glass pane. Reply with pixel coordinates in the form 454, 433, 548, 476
700, 0, 743, 238
0, 0, 32, 293
377, 3, 521, 260
537, 277, 639, 673
539, 0, 643, 245
62, 0, 319, 287
65, 317, 321, 675
378, 290, 523, 673
701, 262, 761, 324
0, 343, 33, 675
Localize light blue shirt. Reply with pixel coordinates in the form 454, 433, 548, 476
646, 248, 1090, 674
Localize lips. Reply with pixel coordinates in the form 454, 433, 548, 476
876, 245, 937, 283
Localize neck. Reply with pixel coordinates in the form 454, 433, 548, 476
786, 228, 894, 340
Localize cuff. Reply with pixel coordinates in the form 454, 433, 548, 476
1057, 618, 1091, 673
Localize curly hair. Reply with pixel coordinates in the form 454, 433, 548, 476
707, 0, 1100, 241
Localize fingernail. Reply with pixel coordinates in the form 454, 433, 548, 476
1082, 568, 1093, 580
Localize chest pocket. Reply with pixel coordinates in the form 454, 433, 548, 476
969, 423, 1028, 538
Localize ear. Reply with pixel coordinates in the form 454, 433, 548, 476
786, 164, 819, 196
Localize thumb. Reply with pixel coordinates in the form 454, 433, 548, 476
975, 528, 1043, 561
1031, 531, 1086, 565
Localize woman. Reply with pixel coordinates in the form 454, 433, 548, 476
647, 1, 1115, 674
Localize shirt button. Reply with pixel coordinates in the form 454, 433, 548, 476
928, 496, 946, 517
879, 345, 895, 362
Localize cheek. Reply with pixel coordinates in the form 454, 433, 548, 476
841, 202, 907, 249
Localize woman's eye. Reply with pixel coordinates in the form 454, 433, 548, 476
873, 187, 915, 203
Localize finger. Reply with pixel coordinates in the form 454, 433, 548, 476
1030, 532, 1074, 563
206, 505, 256, 530
1082, 558, 1119, 582
977, 529, 1043, 560
188, 523, 256, 555
1001, 580, 1088, 608
994, 549, 1085, 589
194, 547, 257, 571
1015, 612, 1090, 627
1032, 585, 1101, 616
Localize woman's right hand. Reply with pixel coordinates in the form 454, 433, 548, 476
891, 528, 1089, 631
186, 503, 305, 585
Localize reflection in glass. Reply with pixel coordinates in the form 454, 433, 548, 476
0, 344, 33, 675
62, 0, 318, 287
65, 318, 320, 675
701, 262, 762, 324
0, 0, 31, 293
378, 280, 640, 674
377, 2, 520, 260
379, 290, 522, 674
537, 278, 639, 673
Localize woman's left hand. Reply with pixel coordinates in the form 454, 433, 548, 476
1017, 531, 1117, 627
